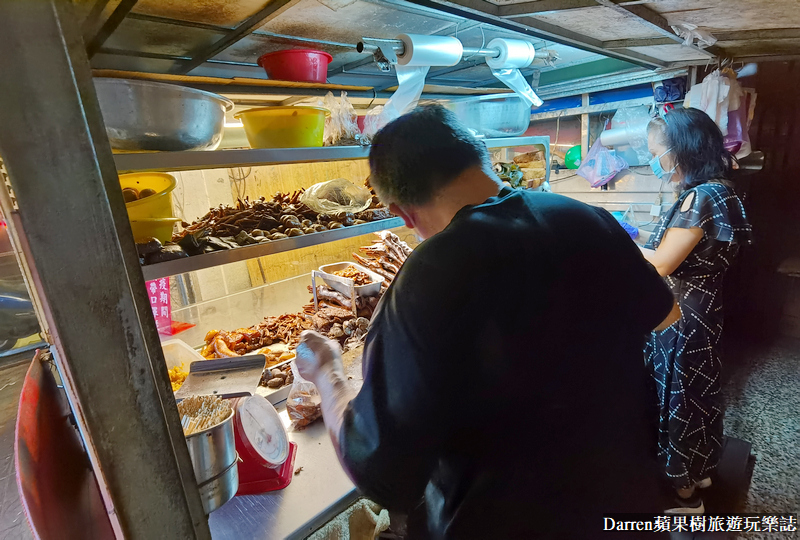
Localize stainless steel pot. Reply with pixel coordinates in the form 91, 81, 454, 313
184, 410, 238, 514
93, 78, 233, 152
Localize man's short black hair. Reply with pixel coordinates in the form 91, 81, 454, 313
368, 104, 491, 206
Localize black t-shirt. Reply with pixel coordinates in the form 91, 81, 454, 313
338, 188, 673, 539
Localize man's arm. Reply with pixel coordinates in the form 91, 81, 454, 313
295, 332, 355, 456
294, 248, 466, 510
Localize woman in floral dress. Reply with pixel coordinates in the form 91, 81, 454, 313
641, 108, 752, 514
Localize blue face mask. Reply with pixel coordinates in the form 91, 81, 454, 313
649, 148, 676, 180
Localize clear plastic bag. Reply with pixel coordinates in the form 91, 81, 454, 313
724, 88, 755, 158
286, 362, 322, 430
576, 138, 628, 188
670, 21, 718, 48
360, 65, 430, 143
300, 178, 372, 215
608, 106, 652, 165
322, 91, 360, 146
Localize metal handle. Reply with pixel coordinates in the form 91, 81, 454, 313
357, 37, 501, 60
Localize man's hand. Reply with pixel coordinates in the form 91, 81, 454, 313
295, 331, 356, 463
295, 330, 344, 384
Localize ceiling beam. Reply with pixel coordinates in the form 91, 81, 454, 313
405, 0, 668, 69
499, 0, 599, 18
603, 28, 800, 51
125, 11, 232, 32
603, 37, 676, 49
97, 46, 258, 67
84, 0, 139, 59
715, 28, 800, 42
535, 66, 687, 100
592, 0, 722, 58
172, 0, 303, 75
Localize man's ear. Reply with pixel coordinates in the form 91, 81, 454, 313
389, 203, 415, 230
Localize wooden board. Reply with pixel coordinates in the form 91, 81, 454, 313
92, 69, 374, 91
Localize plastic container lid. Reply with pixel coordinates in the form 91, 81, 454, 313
235, 395, 289, 468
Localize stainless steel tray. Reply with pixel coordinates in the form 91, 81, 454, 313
175, 354, 265, 400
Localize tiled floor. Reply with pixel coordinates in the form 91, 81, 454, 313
723, 337, 800, 517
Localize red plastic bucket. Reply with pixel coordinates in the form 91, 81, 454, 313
257, 49, 333, 84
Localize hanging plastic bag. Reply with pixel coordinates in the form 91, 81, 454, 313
360, 65, 430, 144
322, 91, 360, 146
685, 69, 741, 137
670, 21, 718, 48
608, 106, 652, 165
300, 178, 372, 215
576, 138, 628, 188
724, 88, 756, 158
286, 362, 322, 430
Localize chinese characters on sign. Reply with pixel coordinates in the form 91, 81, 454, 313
146, 277, 171, 334
603, 514, 797, 534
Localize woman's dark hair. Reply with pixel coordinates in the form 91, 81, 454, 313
648, 107, 734, 189
369, 104, 491, 206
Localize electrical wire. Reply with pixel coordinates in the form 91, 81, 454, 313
229, 167, 252, 201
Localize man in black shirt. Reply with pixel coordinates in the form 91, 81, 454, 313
296, 105, 678, 538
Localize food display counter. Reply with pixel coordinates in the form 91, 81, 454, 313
1, 43, 550, 533
209, 405, 358, 540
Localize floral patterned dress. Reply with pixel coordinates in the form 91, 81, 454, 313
644, 181, 752, 489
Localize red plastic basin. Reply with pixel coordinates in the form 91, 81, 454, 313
257, 49, 333, 84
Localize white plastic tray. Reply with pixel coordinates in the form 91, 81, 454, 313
317, 261, 384, 298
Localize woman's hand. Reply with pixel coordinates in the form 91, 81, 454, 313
642, 227, 703, 277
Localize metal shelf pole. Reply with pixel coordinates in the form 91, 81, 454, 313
0, 2, 209, 538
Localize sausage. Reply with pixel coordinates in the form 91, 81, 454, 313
213, 337, 239, 358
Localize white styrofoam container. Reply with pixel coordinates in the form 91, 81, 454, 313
161, 339, 205, 370
317, 262, 384, 298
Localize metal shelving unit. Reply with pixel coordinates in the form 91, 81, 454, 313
142, 217, 404, 280
114, 145, 371, 173
124, 135, 549, 280
114, 136, 551, 173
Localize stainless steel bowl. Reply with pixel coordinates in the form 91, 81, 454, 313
93, 78, 233, 152
184, 410, 238, 514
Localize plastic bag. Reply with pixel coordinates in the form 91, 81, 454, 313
322, 91, 360, 146
654, 77, 686, 103
576, 138, 628, 188
670, 21, 718, 48
490, 68, 543, 108
286, 362, 322, 430
300, 178, 372, 215
360, 65, 430, 143
723, 87, 756, 158
607, 106, 652, 166
685, 69, 741, 137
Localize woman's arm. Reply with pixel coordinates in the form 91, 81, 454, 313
641, 227, 704, 277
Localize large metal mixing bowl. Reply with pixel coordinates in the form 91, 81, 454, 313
94, 78, 233, 152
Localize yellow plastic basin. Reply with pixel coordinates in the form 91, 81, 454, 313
235, 106, 327, 149
120, 172, 176, 220
130, 218, 181, 244
119, 172, 177, 242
